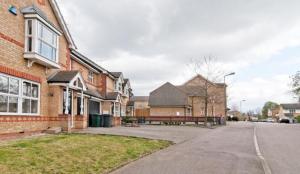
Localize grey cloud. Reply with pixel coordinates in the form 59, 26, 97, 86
57, 0, 300, 98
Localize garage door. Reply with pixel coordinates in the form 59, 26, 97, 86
89, 100, 100, 114
88, 100, 100, 127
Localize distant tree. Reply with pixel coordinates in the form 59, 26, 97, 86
255, 107, 262, 115
262, 101, 279, 118
247, 110, 254, 116
291, 71, 300, 98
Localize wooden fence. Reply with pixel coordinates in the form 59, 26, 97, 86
125, 116, 224, 125
135, 109, 150, 117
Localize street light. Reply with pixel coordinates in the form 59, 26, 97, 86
224, 72, 235, 124
240, 99, 246, 114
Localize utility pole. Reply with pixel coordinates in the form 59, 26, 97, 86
224, 72, 235, 125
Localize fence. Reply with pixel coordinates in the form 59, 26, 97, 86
125, 116, 224, 125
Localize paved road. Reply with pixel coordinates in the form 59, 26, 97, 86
256, 123, 300, 174
82, 122, 300, 174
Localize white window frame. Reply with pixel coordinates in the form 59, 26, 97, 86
88, 71, 94, 83
25, 19, 59, 62
0, 73, 40, 116
115, 103, 120, 116
23, 13, 61, 69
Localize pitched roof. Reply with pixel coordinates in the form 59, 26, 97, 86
111, 72, 122, 78
49, 0, 76, 48
280, 103, 300, 110
70, 49, 107, 73
84, 89, 104, 99
183, 74, 225, 87
176, 85, 205, 96
131, 96, 149, 102
149, 82, 189, 107
48, 71, 79, 83
106, 92, 120, 100
21, 5, 62, 33
21, 1, 76, 49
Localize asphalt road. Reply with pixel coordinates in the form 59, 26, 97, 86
84, 122, 300, 174
256, 122, 300, 174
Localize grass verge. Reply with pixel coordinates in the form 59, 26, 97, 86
0, 133, 171, 174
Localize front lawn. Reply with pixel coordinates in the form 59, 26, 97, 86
0, 134, 171, 174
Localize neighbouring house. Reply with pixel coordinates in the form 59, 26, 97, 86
148, 75, 226, 117
0, 0, 133, 134
278, 103, 300, 122
109, 72, 132, 117
227, 110, 247, 121
128, 96, 150, 117
71, 50, 132, 125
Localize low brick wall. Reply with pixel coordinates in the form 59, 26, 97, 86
113, 117, 121, 126
0, 115, 80, 134
74, 115, 88, 129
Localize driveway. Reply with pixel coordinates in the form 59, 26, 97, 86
82, 123, 263, 174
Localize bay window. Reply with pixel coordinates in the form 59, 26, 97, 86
37, 22, 57, 61
24, 17, 61, 69
0, 74, 40, 115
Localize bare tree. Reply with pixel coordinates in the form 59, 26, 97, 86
291, 71, 300, 100
188, 56, 225, 126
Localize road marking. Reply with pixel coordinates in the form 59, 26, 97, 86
254, 126, 272, 174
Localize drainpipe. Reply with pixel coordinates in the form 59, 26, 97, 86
80, 88, 84, 115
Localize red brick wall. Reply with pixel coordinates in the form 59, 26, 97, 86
0, 65, 41, 83
100, 74, 107, 96
0, 0, 78, 134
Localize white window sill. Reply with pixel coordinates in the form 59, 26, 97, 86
24, 52, 60, 69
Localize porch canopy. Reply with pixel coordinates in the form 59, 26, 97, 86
106, 92, 121, 116
48, 71, 87, 115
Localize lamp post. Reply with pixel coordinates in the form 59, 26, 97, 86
224, 72, 235, 125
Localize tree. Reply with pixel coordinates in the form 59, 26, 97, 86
189, 56, 224, 126
262, 101, 279, 118
291, 71, 300, 98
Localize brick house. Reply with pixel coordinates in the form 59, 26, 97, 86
278, 103, 300, 122
0, 0, 132, 134
149, 75, 226, 117
62, 50, 133, 126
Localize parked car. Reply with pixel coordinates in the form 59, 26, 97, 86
279, 118, 290, 123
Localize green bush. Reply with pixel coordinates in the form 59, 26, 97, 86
122, 116, 132, 124
296, 116, 300, 123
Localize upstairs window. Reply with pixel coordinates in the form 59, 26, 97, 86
88, 71, 94, 83
289, 109, 296, 113
37, 22, 57, 61
25, 20, 58, 62
115, 80, 122, 92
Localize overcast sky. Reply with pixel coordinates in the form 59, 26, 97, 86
57, 0, 300, 112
